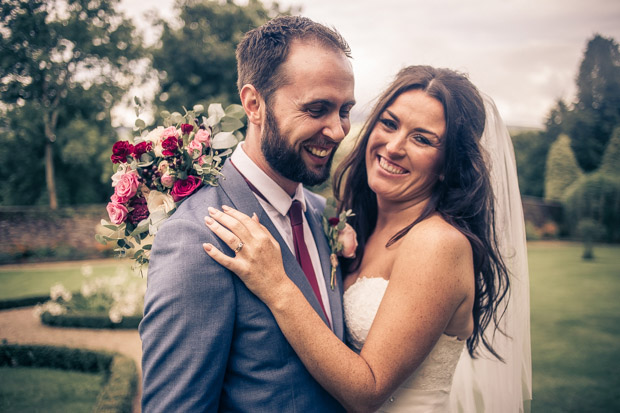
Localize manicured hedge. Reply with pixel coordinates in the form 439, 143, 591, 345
0, 343, 137, 413
40, 312, 142, 329
0, 295, 49, 310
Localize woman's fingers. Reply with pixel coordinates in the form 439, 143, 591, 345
203, 243, 243, 273
204, 215, 241, 253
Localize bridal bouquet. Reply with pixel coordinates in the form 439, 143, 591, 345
96, 99, 246, 269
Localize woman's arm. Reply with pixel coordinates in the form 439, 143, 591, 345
203, 206, 473, 412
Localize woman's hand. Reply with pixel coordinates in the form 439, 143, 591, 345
202, 205, 290, 304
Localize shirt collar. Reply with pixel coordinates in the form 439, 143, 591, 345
231, 142, 306, 216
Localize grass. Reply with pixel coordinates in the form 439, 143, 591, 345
0, 367, 106, 412
528, 242, 620, 412
0, 260, 133, 300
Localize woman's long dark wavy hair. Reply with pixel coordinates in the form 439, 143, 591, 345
333, 65, 510, 359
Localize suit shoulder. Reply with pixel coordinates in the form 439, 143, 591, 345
304, 189, 326, 210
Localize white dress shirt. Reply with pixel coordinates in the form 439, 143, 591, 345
230, 143, 332, 325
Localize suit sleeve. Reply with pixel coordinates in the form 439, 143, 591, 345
139, 216, 235, 412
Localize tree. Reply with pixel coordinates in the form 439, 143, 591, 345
151, 0, 295, 113
512, 129, 553, 197
599, 126, 620, 176
570, 34, 620, 172
545, 134, 583, 201
0, 0, 144, 208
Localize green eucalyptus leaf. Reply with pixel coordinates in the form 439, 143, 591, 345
170, 112, 184, 124
193, 104, 204, 114
160, 110, 171, 119
211, 131, 238, 150
224, 104, 245, 119
220, 116, 244, 132
135, 119, 146, 129
95, 234, 107, 245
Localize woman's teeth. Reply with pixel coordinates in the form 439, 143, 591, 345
379, 156, 406, 174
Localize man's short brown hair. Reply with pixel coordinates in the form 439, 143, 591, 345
236, 15, 351, 103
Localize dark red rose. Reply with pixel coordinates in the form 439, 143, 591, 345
132, 141, 153, 159
162, 136, 179, 157
171, 176, 202, 202
111, 141, 134, 164
181, 123, 194, 135
128, 197, 149, 224
328, 217, 340, 226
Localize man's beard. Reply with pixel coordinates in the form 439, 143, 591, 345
261, 106, 336, 187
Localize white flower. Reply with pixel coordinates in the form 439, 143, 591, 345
147, 190, 176, 215
81, 265, 93, 277
111, 163, 131, 187
50, 283, 72, 302
109, 307, 123, 323
144, 126, 165, 157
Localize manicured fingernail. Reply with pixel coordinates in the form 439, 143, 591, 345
204, 216, 214, 225
208, 207, 217, 215
222, 205, 231, 211
203, 243, 212, 251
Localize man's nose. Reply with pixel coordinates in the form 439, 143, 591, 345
322, 113, 347, 142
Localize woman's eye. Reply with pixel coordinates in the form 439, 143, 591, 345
380, 118, 397, 130
413, 135, 432, 145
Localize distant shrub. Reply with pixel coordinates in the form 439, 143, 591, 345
545, 134, 583, 201
0, 343, 137, 413
563, 173, 620, 242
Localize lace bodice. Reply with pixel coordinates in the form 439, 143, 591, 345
343, 277, 465, 412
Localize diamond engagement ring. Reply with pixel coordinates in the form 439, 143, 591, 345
234, 242, 244, 254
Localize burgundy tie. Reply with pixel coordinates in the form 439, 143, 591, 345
288, 200, 331, 328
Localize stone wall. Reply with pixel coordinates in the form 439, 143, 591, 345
0, 205, 113, 264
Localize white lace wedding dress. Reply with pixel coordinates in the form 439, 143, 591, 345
344, 277, 465, 412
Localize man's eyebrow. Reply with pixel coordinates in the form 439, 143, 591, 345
304, 99, 356, 108
385, 109, 440, 138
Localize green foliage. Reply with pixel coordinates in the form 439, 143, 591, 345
563, 173, 620, 242
0, 344, 137, 413
0, 0, 145, 207
512, 129, 554, 197
569, 34, 620, 172
576, 218, 605, 259
151, 0, 293, 113
545, 134, 583, 201
599, 126, 620, 176
0, 295, 48, 310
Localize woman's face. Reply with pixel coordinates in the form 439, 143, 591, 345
365, 88, 446, 205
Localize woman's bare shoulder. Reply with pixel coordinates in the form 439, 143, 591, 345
403, 214, 471, 254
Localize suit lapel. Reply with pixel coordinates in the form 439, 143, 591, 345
218, 162, 332, 328
304, 194, 345, 340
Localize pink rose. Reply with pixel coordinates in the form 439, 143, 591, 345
194, 129, 211, 147
161, 126, 179, 140
171, 176, 202, 202
114, 173, 140, 203
188, 139, 202, 157
197, 155, 209, 166
107, 201, 128, 225
160, 172, 175, 188
338, 223, 358, 258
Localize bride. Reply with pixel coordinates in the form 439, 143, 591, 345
203, 65, 531, 412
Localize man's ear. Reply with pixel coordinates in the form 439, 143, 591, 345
240, 84, 264, 126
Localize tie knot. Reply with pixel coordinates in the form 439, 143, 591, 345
288, 200, 303, 227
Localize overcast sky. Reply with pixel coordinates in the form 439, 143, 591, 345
118, 0, 620, 128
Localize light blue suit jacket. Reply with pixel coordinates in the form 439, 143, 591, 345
140, 161, 346, 412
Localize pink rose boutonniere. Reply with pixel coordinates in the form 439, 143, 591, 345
322, 197, 357, 290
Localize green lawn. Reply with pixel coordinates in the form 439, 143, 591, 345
0, 260, 133, 300
0, 367, 105, 412
529, 242, 620, 412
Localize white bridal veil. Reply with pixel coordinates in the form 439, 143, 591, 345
449, 95, 533, 412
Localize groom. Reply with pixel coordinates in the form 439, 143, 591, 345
139, 16, 355, 412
